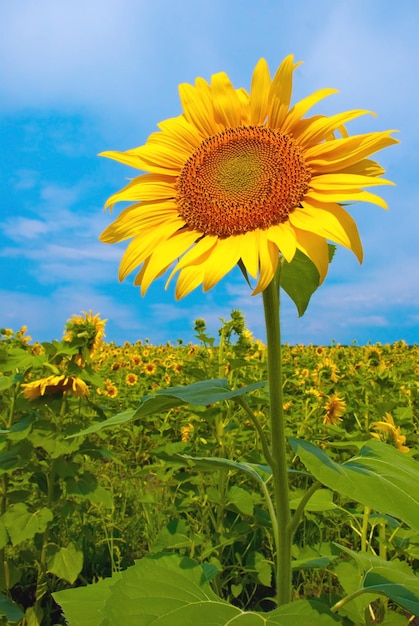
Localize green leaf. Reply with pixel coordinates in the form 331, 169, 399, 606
333, 559, 380, 623
53, 553, 339, 626
337, 546, 419, 616
0, 520, 8, 550
47, 543, 83, 584
280, 245, 335, 316
152, 519, 198, 552
81, 485, 113, 509
246, 551, 272, 587
53, 573, 123, 626
0, 440, 33, 474
29, 423, 82, 458
2, 503, 53, 545
227, 485, 254, 516
289, 438, 419, 532
178, 454, 271, 485
280, 249, 320, 316
0, 376, 13, 392
65, 471, 98, 496
0, 592, 25, 621
71, 379, 266, 437
292, 545, 338, 571
289, 489, 337, 512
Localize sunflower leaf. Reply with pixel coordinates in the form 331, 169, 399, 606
53, 552, 340, 625
280, 250, 320, 316
280, 245, 335, 316
289, 438, 419, 532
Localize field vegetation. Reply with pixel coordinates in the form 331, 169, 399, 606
0, 312, 418, 625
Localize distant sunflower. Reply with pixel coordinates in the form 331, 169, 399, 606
144, 363, 157, 375
100, 56, 398, 298
105, 383, 118, 398
126, 372, 138, 386
21, 375, 89, 400
371, 412, 410, 453
64, 311, 107, 364
323, 393, 346, 425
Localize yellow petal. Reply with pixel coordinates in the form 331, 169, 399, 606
236, 87, 251, 124
157, 115, 203, 150
340, 159, 386, 177
310, 173, 395, 190
290, 204, 363, 263
178, 79, 217, 137
211, 71, 242, 127
118, 221, 184, 280
239, 231, 261, 278
296, 110, 373, 146
175, 265, 206, 299
281, 88, 338, 134
304, 131, 399, 172
305, 188, 389, 209
104, 174, 176, 210
250, 58, 271, 124
269, 55, 300, 111
202, 237, 242, 291
252, 231, 279, 295
266, 222, 297, 263
99, 150, 150, 172
127, 142, 186, 171
135, 229, 199, 294
268, 55, 301, 129
293, 228, 329, 283
100, 202, 180, 242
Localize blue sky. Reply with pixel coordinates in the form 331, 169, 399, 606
1, 0, 418, 346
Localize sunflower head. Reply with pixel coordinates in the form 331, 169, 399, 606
64, 311, 107, 364
323, 393, 346, 425
100, 56, 398, 299
21, 375, 89, 400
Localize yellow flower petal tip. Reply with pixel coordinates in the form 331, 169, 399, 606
100, 57, 398, 298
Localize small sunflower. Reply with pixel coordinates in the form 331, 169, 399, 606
100, 56, 397, 298
126, 372, 138, 386
371, 412, 410, 453
64, 311, 107, 363
323, 393, 346, 425
105, 382, 118, 398
180, 423, 194, 442
144, 363, 157, 375
21, 375, 89, 400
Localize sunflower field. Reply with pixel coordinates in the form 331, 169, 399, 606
0, 310, 418, 625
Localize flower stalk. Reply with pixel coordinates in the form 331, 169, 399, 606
262, 263, 292, 606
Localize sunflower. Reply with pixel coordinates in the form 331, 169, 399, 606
63, 311, 107, 363
100, 56, 398, 298
323, 393, 346, 425
144, 363, 157, 375
371, 412, 410, 453
106, 384, 118, 398
126, 372, 138, 386
21, 375, 89, 400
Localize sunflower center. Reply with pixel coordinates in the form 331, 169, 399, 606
176, 125, 311, 237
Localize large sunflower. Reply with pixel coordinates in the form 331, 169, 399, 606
100, 56, 398, 299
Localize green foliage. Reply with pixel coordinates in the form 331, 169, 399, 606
53, 553, 339, 625
280, 245, 335, 316
1, 320, 419, 624
289, 438, 419, 532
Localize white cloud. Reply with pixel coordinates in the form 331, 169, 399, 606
3, 217, 49, 240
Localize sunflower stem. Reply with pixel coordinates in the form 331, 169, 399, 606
262, 263, 292, 607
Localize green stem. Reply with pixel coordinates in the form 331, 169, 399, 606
289, 480, 322, 538
262, 264, 292, 606
237, 397, 274, 467
361, 506, 371, 552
